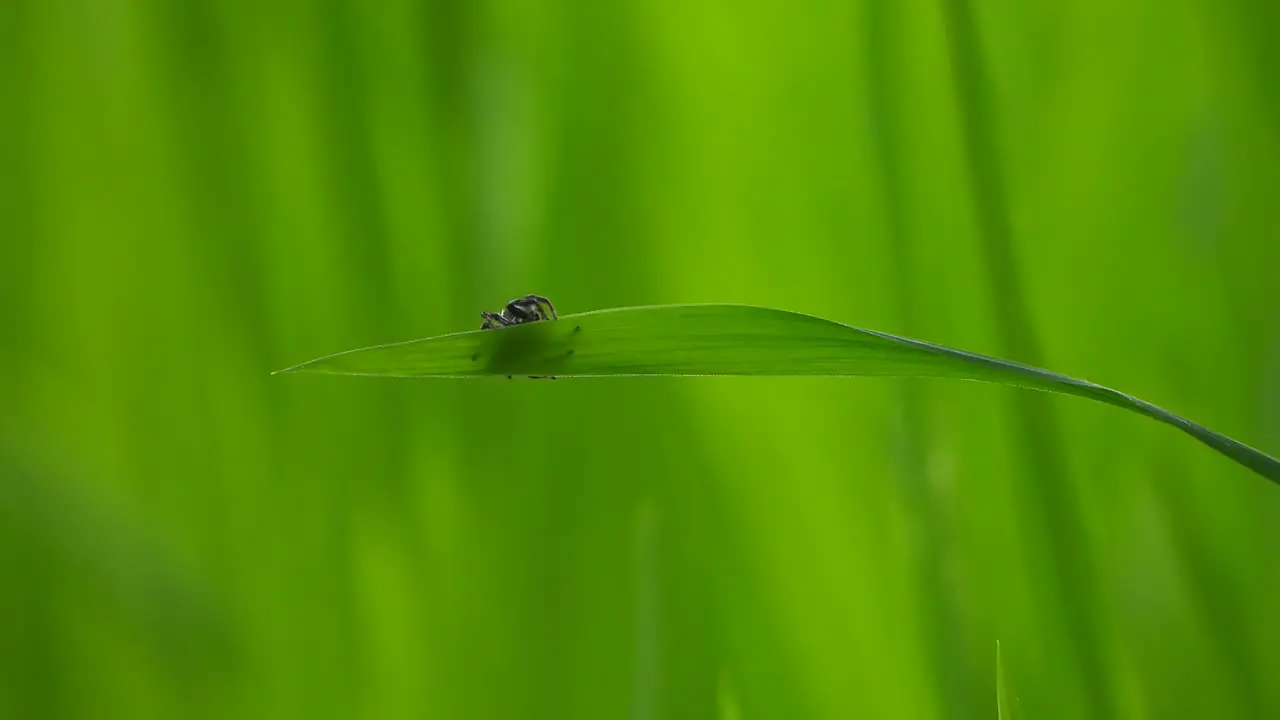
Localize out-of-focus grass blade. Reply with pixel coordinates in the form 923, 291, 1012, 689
996, 641, 1013, 720
277, 304, 1280, 485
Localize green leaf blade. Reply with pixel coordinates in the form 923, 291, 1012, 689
997, 641, 1014, 720
277, 303, 1280, 484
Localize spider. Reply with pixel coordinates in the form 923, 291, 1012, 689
480, 294, 558, 329
480, 294, 561, 380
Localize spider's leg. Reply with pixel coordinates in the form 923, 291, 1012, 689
527, 295, 558, 321
480, 311, 510, 329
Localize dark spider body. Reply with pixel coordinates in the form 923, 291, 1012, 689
480, 294, 560, 379
480, 294, 558, 330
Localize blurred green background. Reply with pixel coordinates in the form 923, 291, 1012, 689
2, 0, 1278, 717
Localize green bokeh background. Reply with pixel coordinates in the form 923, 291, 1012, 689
2, 1, 1278, 718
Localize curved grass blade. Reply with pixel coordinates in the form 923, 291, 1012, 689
276, 303, 1280, 485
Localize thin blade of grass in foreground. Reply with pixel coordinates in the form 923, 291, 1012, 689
276, 303, 1280, 485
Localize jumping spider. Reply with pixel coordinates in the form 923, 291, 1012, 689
480, 294, 558, 330
480, 294, 560, 380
